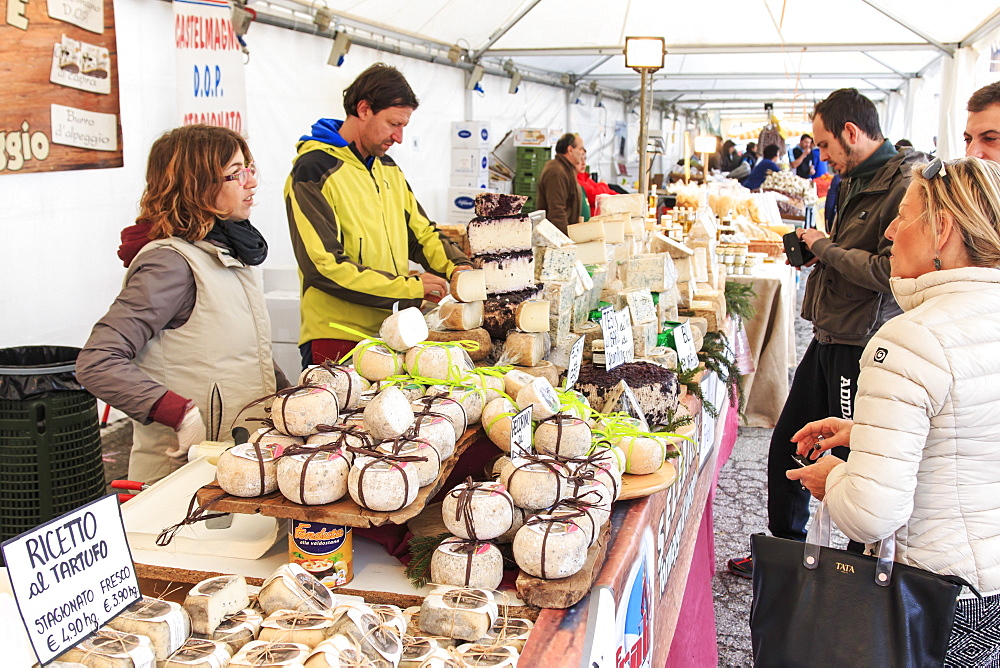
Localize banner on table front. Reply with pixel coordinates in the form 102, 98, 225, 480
174, 0, 247, 135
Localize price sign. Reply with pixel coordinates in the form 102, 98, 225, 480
564, 336, 585, 390
601, 308, 634, 371
674, 322, 699, 371
509, 405, 533, 459
1, 494, 141, 664
621, 383, 649, 430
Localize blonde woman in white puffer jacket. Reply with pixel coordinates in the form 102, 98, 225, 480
788, 157, 1000, 666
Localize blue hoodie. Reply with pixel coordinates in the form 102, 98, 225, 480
299, 118, 375, 169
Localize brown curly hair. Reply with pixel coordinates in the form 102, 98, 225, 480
139, 125, 252, 242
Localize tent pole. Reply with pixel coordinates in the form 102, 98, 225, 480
639, 69, 649, 201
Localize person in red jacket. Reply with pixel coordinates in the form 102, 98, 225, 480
576, 148, 616, 215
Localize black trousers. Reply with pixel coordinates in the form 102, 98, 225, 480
767, 339, 863, 541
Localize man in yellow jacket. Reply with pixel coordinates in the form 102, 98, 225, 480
286, 63, 471, 367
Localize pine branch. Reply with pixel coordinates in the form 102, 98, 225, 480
405, 532, 451, 589
655, 406, 695, 435
724, 281, 757, 328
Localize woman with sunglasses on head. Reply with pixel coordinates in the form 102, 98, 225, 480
788, 157, 1000, 664
78, 124, 285, 485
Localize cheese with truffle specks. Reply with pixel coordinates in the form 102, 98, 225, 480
431, 538, 503, 590
502, 332, 550, 367
277, 449, 350, 505
514, 300, 550, 333
198, 608, 262, 652
107, 597, 190, 661
575, 240, 607, 265
217, 443, 279, 497
438, 300, 484, 331
329, 604, 403, 664
379, 307, 428, 352
532, 218, 574, 248
271, 387, 340, 437
230, 641, 311, 666
57, 629, 156, 667
349, 456, 420, 511
454, 644, 520, 667
533, 415, 592, 458
184, 575, 250, 635
513, 515, 588, 579
258, 563, 334, 616
566, 220, 605, 243
450, 269, 487, 302
307, 635, 384, 667
537, 246, 578, 282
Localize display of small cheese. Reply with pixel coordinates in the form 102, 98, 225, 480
515, 376, 560, 420
328, 603, 403, 665
193, 608, 263, 652
483, 616, 534, 652
499, 456, 569, 510
257, 610, 336, 648
106, 596, 190, 661
533, 415, 593, 459
481, 396, 516, 451
419, 586, 499, 642
163, 638, 233, 667
270, 387, 340, 437
277, 448, 351, 505
183, 574, 250, 636
306, 635, 383, 667
441, 479, 515, 540
377, 437, 441, 487
55, 628, 156, 667
362, 385, 414, 440
513, 514, 589, 580
412, 395, 468, 440
399, 637, 454, 668
430, 536, 503, 590
217, 443, 280, 497
454, 643, 520, 667
404, 342, 474, 380
230, 640, 311, 666
348, 454, 421, 512
437, 299, 484, 330
352, 340, 404, 381
258, 563, 334, 616
450, 268, 487, 302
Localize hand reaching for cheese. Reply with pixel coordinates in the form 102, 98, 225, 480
166, 405, 206, 462
420, 272, 450, 303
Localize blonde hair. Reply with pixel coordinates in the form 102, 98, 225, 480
138, 125, 252, 242
910, 157, 1000, 268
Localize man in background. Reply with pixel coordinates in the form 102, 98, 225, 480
729, 88, 927, 578
790, 134, 815, 178
285, 63, 470, 368
965, 81, 1000, 162
537, 133, 585, 233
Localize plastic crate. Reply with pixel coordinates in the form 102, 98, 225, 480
515, 146, 551, 161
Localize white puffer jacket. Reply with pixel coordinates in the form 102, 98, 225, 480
825, 267, 1000, 597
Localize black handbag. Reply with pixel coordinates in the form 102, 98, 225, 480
750, 500, 975, 667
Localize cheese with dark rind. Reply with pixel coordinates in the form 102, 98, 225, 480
183, 574, 250, 635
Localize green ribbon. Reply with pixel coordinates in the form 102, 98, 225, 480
556, 389, 596, 421
408, 342, 478, 383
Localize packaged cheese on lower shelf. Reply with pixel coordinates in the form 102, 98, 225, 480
164, 638, 233, 667
183, 574, 250, 635
56, 628, 156, 667
419, 587, 499, 643
230, 640, 311, 666
106, 597, 190, 661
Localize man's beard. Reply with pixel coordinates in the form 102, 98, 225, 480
835, 135, 860, 175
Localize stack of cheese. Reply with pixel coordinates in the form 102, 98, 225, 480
427, 268, 493, 361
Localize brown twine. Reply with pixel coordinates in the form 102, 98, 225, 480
440, 535, 495, 587
234, 383, 328, 434
524, 514, 583, 579
345, 446, 428, 512
356, 610, 402, 659
413, 396, 468, 434
448, 477, 515, 542
245, 642, 307, 665
506, 455, 566, 506
563, 450, 621, 499
539, 413, 584, 457
278, 441, 350, 505
455, 643, 516, 666
317, 360, 360, 408
488, 615, 533, 644
156, 487, 230, 546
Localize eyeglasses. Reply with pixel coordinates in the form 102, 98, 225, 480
922, 158, 949, 183
222, 163, 257, 186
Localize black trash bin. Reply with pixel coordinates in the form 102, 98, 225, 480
0, 346, 106, 555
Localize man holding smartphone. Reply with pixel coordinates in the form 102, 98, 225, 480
728, 89, 928, 579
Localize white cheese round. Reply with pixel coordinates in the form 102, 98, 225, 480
515, 377, 560, 420
380, 306, 429, 352
250, 428, 303, 449
271, 387, 340, 437
217, 443, 279, 497
441, 480, 515, 540
363, 386, 415, 440
513, 515, 589, 580
425, 383, 484, 424
348, 456, 420, 511
276, 449, 350, 505
430, 537, 503, 590
614, 434, 667, 475
405, 343, 474, 381
419, 586, 498, 643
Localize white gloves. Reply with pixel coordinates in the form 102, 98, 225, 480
165, 405, 206, 461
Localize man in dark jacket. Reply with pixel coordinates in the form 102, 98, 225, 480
729, 88, 928, 578
536, 133, 584, 234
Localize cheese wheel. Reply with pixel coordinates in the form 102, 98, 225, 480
404, 344, 473, 381
231, 641, 311, 666
250, 428, 304, 449
198, 608, 262, 652
514, 300, 551, 333
298, 365, 370, 410
494, 504, 526, 544
438, 300, 484, 331
454, 643, 520, 667
56, 628, 156, 667
500, 457, 569, 510
348, 456, 420, 511
217, 443, 279, 497
550, 502, 606, 548
328, 605, 403, 665
614, 435, 667, 475
441, 480, 515, 540
406, 413, 457, 460
419, 586, 498, 643
106, 597, 190, 661
426, 327, 492, 361
277, 450, 350, 505
430, 537, 503, 590
426, 384, 484, 425
502, 368, 535, 396
450, 269, 487, 302
353, 339, 404, 381
304, 430, 363, 462
573, 458, 622, 501
379, 306, 429, 352
533, 415, 593, 459
587, 443, 626, 476
513, 360, 560, 388
482, 616, 534, 652
363, 386, 415, 440
411, 396, 467, 440
306, 635, 383, 667
513, 515, 589, 579
258, 564, 334, 616
462, 372, 505, 404
183, 574, 250, 635
376, 437, 441, 486
501, 332, 549, 367
258, 610, 336, 648
515, 377, 560, 420
164, 638, 233, 667
481, 397, 516, 452
272, 387, 340, 437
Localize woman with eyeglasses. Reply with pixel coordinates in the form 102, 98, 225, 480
77, 124, 284, 485
788, 157, 1000, 664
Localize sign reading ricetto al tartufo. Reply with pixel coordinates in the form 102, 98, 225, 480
174, 0, 248, 135
1, 494, 140, 664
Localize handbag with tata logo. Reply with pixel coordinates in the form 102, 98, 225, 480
750, 500, 976, 667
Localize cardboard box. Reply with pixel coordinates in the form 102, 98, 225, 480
446, 186, 493, 224
450, 172, 490, 188
451, 121, 491, 149
513, 128, 552, 147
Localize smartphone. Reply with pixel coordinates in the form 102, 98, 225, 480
790, 453, 812, 468
783, 231, 815, 267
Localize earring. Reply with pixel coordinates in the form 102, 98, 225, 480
934, 254, 942, 271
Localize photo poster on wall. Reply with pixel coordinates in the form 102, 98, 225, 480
174, 0, 248, 136
0, 0, 123, 175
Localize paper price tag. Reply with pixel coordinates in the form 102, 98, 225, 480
674, 322, 699, 371
621, 383, 649, 428
1, 494, 141, 664
509, 406, 533, 459
602, 308, 634, 371
564, 336, 585, 390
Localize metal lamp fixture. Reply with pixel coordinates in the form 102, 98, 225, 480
466, 64, 485, 91
231, 1, 254, 37
327, 30, 351, 67
508, 70, 522, 94
623, 36, 666, 199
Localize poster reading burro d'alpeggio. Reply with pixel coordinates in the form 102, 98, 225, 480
0, 0, 123, 175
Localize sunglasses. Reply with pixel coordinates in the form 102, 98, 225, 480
921, 158, 949, 183
222, 163, 257, 186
